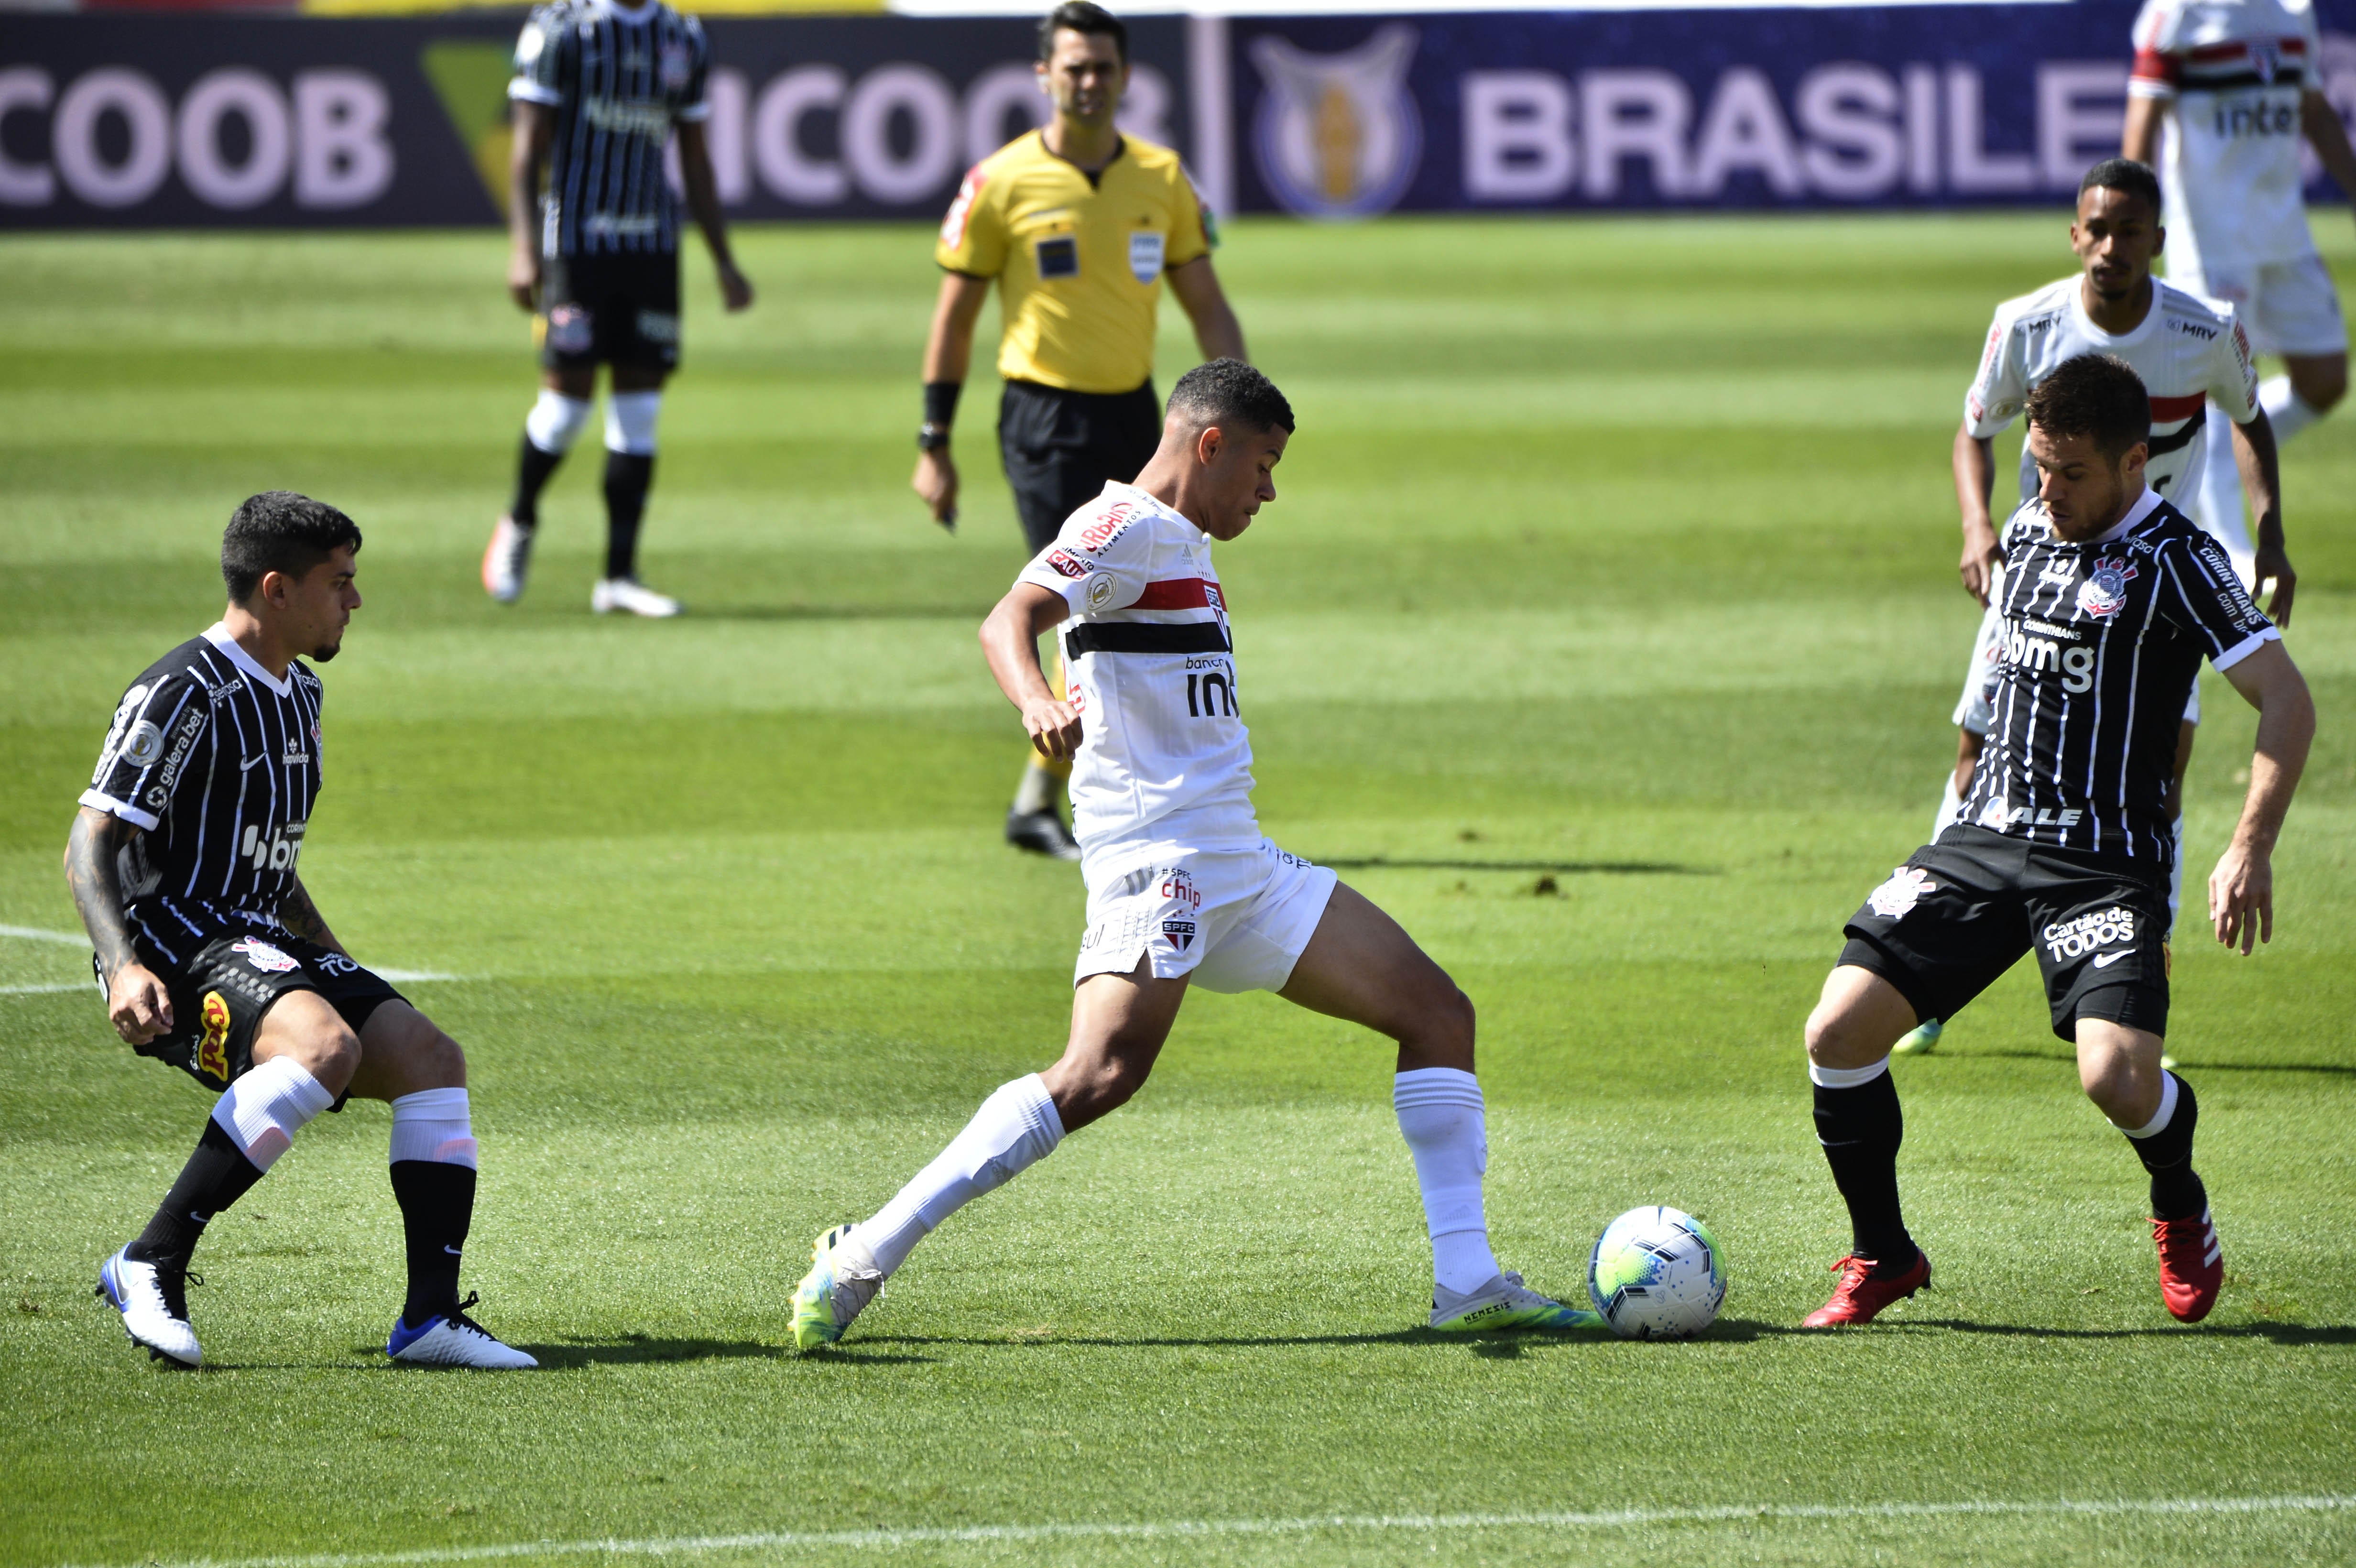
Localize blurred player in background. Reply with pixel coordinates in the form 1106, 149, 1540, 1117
2125, 0, 2356, 585
1806, 356, 2312, 1329
915, 1, 1247, 859
483, 0, 753, 619
76, 494, 534, 1370
796, 362, 1600, 1348
1901, 159, 2284, 1056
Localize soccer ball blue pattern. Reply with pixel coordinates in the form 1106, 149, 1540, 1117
1587, 1205, 1727, 1339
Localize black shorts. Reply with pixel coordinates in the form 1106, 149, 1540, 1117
539, 249, 681, 371
998, 379, 1163, 553
1837, 825, 2170, 1043
99, 919, 404, 1094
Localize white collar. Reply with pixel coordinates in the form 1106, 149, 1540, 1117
1100, 479, 1209, 544
2093, 485, 2164, 544
202, 622, 294, 697
591, 0, 659, 21
2069, 276, 2160, 348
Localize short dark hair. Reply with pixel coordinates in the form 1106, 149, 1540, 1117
1167, 359, 1295, 435
2025, 354, 2150, 461
1038, 1, 1126, 64
2079, 157, 2162, 217
221, 491, 362, 604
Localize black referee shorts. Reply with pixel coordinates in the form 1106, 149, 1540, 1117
998, 379, 1162, 553
540, 249, 681, 372
100, 919, 403, 1095
1837, 824, 2171, 1043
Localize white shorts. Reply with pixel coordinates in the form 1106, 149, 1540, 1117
1952, 578, 2197, 734
1075, 838, 1339, 994
2173, 253, 2347, 357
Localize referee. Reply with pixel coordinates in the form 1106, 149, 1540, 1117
915, 0, 1248, 858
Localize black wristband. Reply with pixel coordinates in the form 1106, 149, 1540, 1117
923, 381, 962, 430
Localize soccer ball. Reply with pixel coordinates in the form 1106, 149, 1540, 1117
1587, 1205, 1726, 1339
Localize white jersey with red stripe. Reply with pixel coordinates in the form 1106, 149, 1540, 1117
1963, 275, 2259, 505
2130, 0, 2323, 271
1015, 481, 1258, 866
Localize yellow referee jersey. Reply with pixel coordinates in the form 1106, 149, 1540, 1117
936, 131, 1212, 395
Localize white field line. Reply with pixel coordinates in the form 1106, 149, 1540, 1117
0, 983, 88, 994
0, 925, 461, 985
57, 1493, 2356, 1568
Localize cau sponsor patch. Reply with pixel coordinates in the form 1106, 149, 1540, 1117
230, 937, 301, 974
1045, 549, 1091, 580
1866, 866, 1935, 920
196, 991, 232, 1082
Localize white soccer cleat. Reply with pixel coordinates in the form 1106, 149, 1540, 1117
1429, 1270, 1605, 1333
96, 1247, 202, 1369
385, 1294, 539, 1368
482, 515, 534, 604
592, 577, 681, 618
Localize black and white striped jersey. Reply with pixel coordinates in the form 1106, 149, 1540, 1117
1958, 488, 2278, 869
509, 0, 711, 258
80, 626, 324, 959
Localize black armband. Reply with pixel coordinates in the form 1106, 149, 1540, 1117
923, 381, 962, 430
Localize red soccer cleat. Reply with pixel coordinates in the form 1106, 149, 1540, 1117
1802, 1248, 1931, 1328
2151, 1209, 2224, 1323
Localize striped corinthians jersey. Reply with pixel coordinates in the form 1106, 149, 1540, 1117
2130, 0, 2323, 269
81, 627, 325, 951
1964, 276, 2259, 505
1960, 488, 2278, 869
509, 0, 711, 257
1016, 482, 1255, 861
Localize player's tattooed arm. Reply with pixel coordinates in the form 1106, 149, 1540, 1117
65, 806, 173, 1044
277, 876, 349, 957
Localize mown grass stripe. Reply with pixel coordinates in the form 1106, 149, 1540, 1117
65, 1493, 2356, 1568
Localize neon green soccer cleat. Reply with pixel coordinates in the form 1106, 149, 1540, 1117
1430, 1271, 1606, 1333
1891, 1017, 1942, 1056
790, 1224, 883, 1351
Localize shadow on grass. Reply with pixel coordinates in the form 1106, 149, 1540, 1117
1960, 1049, 2356, 1078
859, 1319, 1808, 1353
515, 1334, 933, 1368
1317, 857, 1714, 876
1897, 1318, 2356, 1344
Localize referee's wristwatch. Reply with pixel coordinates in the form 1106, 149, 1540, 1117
917, 422, 952, 452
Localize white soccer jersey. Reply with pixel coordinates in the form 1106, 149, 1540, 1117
1963, 275, 2259, 504
1016, 482, 1258, 865
2130, 0, 2324, 271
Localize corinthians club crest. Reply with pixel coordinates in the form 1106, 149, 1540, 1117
1248, 26, 1422, 221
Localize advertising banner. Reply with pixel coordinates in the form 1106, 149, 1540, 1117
1227, 4, 2356, 216
4, 6, 2353, 228
0, 12, 1192, 227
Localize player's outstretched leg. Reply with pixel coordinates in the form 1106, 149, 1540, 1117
1277, 884, 1599, 1332
792, 968, 1184, 1350
487, 387, 591, 604
1801, 967, 1931, 1327
2081, 1022, 2220, 1322
98, 1048, 334, 1368
590, 385, 679, 618
355, 1003, 536, 1368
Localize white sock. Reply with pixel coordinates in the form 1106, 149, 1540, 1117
1932, 765, 1965, 842
1809, 1056, 1890, 1089
210, 1056, 334, 1171
1395, 1067, 1501, 1295
1013, 762, 1058, 815
2192, 415, 2255, 584
2113, 1067, 2181, 1136
861, 1074, 1065, 1277
2260, 374, 2324, 444
389, 1086, 478, 1169
606, 390, 662, 456
524, 389, 592, 459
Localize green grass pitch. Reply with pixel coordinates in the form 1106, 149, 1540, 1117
3, 214, 2354, 1568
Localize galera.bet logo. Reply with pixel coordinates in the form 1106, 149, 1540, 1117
1247, 26, 1421, 222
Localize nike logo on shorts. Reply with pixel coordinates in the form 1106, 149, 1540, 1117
2092, 951, 2129, 969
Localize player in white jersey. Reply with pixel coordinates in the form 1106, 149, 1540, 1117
1902, 160, 2284, 1056
2125, 0, 2356, 585
788, 361, 1600, 1347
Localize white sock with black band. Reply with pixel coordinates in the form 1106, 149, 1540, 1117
861, 1074, 1065, 1277
1395, 1067, 1502, 1294
209, 1056, 334, 1171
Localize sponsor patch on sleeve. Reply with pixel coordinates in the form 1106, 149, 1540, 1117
1045, 549, 1091, 579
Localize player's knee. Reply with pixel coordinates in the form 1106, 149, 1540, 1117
1424, 982, 1476, 1059
415, 1027, 467, 1089
1802, 1004, 1862, 1067
306, 1026, 364, 1092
